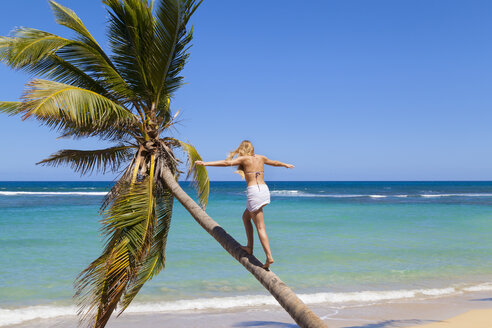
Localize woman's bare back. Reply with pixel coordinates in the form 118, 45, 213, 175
240, 155, 266, 187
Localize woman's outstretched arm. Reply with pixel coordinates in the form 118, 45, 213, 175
195, 158, 243, 167
262, 156, 294, 168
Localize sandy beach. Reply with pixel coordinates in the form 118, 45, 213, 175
5, 289, 491, 328
409, 309, 492, 328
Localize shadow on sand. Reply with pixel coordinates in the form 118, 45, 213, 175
233, 321, 299, 328
470, 297, 492, 302
234, 319, 441, 328
344, 319, 439, 328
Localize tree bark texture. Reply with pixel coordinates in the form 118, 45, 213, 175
160, 166, 328, 328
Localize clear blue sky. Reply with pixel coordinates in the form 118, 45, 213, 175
1, 0, 491, 181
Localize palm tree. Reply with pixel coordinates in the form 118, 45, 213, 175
0, 1, 327, 327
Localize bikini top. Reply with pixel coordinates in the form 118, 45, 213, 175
244, 171, 264, 175
244, 156, 264, 175
244, 155, 264, 190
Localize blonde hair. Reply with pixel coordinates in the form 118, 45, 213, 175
226, 140, 254, 179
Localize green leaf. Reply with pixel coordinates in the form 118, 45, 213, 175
119, 189, 174, 312
0, 101, 22, 116
104, 0, 158, 97
76, 163, 158, 327
75, 234, 131, 327
156, 0, 202, 97
151, 0, 181, 98
0, 28, 128, 103
37, 145, 135, 175
20, 79, 138, 137
178, 140, 209, 208
49, 1, 100, 48
48, 1, 136, 103
0, 29, 70, 67
102, 0, 201, 106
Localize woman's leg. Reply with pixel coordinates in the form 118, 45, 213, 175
251, 208, 274, 269
241, 209, 254, 255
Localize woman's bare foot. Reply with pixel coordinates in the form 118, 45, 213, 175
241, 245, 253, 255
262, 258, 274, 270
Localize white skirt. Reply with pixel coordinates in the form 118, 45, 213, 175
246, 184, 271, 212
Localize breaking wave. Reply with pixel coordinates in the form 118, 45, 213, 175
0, 191, 107, 196
1, 283, 491, 326
269, 190, 492, 199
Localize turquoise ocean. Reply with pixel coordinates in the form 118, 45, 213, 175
1, 181, 492, 325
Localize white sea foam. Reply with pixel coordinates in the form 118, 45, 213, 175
269, 192, 399, 198
421, 193, 492, 198
421, 194, 451, 198
269, 190, 492, 199
269, 190, 299, 195
325, 194, 366, 198
0, 191, 107, 196
463, 283, 492, 292
0, 306, 76, 326
270, 191, 367, 198
418, 287, 456, 296
0, 283, 489, 326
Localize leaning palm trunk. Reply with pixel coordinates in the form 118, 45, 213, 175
160, 166, 328, 328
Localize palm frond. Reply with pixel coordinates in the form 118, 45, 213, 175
49, 1, 100, 48
0, 29, 113, 99
152, 0, 201, 127
155, 0, 202, 100
0, 28, 70, 67
0, 3, 137, 106
102, 159, 156, 249
178, 140, 209, 208
49, 1, 136, 103
0, 101, 22, 115
0, 36, 12, 51
37, 145, 135, 175
104, 0, 158, 98
76, 165, 157, 327
100, 151, 141, 213
102, 0, 201, 108
75, 233, 130, 327
155, 96, 171, 128
150, 0, 181, 99
20, 79, 138, 138
119, 189, 173, 312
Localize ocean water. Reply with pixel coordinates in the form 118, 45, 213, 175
1, 181, 492, 325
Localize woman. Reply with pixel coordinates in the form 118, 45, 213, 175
195, 140, 294, 269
